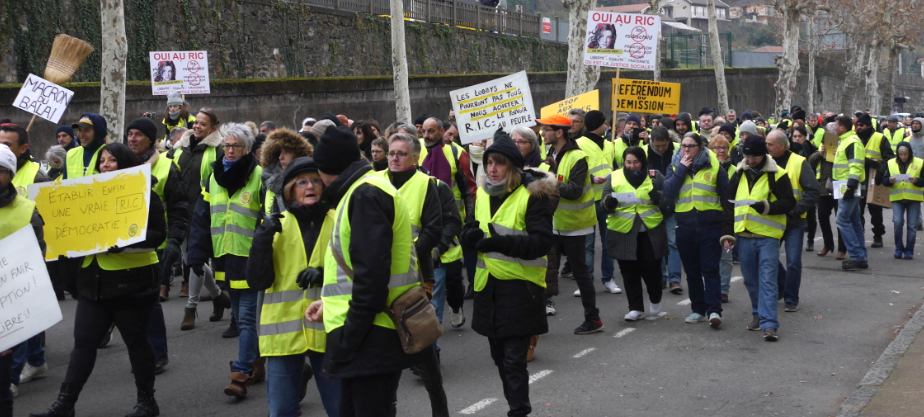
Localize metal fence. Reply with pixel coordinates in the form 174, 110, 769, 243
667, 32, 733, 69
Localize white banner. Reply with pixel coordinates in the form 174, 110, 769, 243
149, 51, 210, 95
12, 74, 75, 124
450, 71, 536, 145
583, 12, 660, 70
0, 226, 63, 353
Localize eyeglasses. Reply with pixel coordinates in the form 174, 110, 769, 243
371, 149, 384, 155
680, 144, 699, 149
710, 146, 729, 151
222, 143, 245, 150
513, 140, 531, 146
388, 151, 410, 159
295, 178, 323, 188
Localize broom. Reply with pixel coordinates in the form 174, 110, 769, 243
25, 34, 94, 132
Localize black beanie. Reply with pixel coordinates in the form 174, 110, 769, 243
584, 110, 606, 132
253, 134, 267, 154
857, 113, 872, 127
126, 118, 158, 144
485, 129, 525, 170
742, 134, 768, 156
322, 114, 342, 127
282, 157, 320, 185
414, 114, 428, 126
699, 107, 715, 116
719, 123, 737, 138
314, 126, 360, 175
792, 109, 806, 121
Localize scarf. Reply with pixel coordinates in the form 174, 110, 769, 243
483, 176, 508, 197
670, 146, 713, 175
261, 163, 286, 194
168, 110, 181, 120
624, 167, 647, 189
524, 149, 542, 168
222, 157, 239, 171
422, 141, 452, 184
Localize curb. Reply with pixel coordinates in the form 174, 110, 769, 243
837, 306, 924, 417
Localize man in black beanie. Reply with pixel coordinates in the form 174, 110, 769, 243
414, 114, 428, 139
854, 113, 892, 248
314, 124, 427, 414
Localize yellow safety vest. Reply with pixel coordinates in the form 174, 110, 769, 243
833, 132, 865, 183
162, 115, 197, 141
784, 152, 808, 219
674, 151, 722, 213
321, 174, 419, 332
65, 145, 105, 179
150, 156, 173, 250
204, 166, 263, 289
811, 127, 826, 148
887, 157, 924, 202
264, 189, 277, 216
733, 168, 788, 240
473, 186, 546, 292
886, 128, 907, 152
553, 148, 596, 234
433, 178, 463, 264
12, 160, 40, 196
865, 132, 886, 160
172, 146, 218, 189
380, 169, 429, 240
419, 142, 466, 218
613, 137, 632, 168
259, 211, 333, 356
606, 169, 662, 233
576, 137, 613, 200
0, 195, 35, 239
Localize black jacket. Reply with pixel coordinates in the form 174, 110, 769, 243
166, 129, 224, 222
721, 158, 797, 242
550, 139, 589, 202
141, 151, 189, 245
435, 178, 462, 264
318, 160, 427, 379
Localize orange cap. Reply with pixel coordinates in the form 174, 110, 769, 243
536, 114, 572, 126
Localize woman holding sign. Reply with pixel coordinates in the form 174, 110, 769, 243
877, 142, 924, 259
32, 143, 167, 417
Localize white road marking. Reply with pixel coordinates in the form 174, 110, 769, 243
614, 328, 636, 338
459, 398, 498, 414
645, 311, 669, 320
731, 276, 743, 283
677, 299, 692, 306
573, 348, 596, 358
529, 370, 553, 384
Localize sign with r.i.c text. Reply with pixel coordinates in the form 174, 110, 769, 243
613, 79, 680, 114
149, 51, 210, 95
541, 90, 599, 119
28, 164, 152, 262
584, 12, 660, 70
450, 71, 536, 145
12, 74, 75, 124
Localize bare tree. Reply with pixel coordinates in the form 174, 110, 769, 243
864, 41, 882, 114
391, 0, 411, 123
707, 0, 728, 116
772, 0, 812, 115
563, 0, 599, 98
805, 17, 816, 115
648, 0, 661, 82
100, 0, 127, 141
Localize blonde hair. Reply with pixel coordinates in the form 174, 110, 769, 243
486, 153, 522, 192
708, 134, 729, 148
283, 172, 323, 204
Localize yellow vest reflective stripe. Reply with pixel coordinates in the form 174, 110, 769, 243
733, 168, 788, 239
12, 160, 40, 196
554, 148, 596, 234
0, 195, 35, 239
150, 156, 173, 250
865, 132, 885, 160
887, 157, 924, 202
172, 146, 217, 189
784, 152, 807, 219
259, 211, 333, 356
606, 169, 662, 233
473, 186, 547, 292
614, 138, 630, 168
205, 166, 263, 290
81, 249, 160, 271
65, 145, 104, 179
433, 178, 463, 264
833, 133, 866, 183
576, 137, 613, 200
380, 170, 429, 240
886, 128, 907, 151
321, 174, 419, 332
675, 151, 721, 212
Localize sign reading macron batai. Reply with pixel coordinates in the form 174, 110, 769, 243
149, 51, 210, 95
12, 74, 74, 124
614, 79, 680, 114
583, 12, 660, 70
451, 71, 536, 145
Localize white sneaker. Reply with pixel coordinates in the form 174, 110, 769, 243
10, 383, 17, 398
708, 313, 722, 327
624, 310, 643, 321
685, 312, 706, 323
604, 280, 623, 294
574, 289, 581, 297
450, 307, 466, 328
546, 300, 557, 316
649, 302, 661, 314
19, 362, 48, 384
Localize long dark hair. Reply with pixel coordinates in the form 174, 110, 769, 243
96, 142, 140, 172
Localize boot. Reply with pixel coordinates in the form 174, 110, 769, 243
250, 357, 266, 384
222, 316, 239, 338
527, 335, 540, 363
124, 388, 159, 417
223, 362, 251, 399
178, 282, 189, 297
158, 286, 168, 302
209, 291, 231, 322
872, 236, 884, 248
298, 360, 314, 402
180, 307, 196, 331
30, 382, 82, 417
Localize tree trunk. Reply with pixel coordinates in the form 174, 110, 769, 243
883, 45, 899, 115
100, 0, 127, 142
840, 41, 866, 114
864, 43, 881, 114
773, 4, 800, 114
707, 0, 728, 116
390, 0, 412, 124
806, 18, 816, 116
649, 0, 661, 82
563, 0, 599, 98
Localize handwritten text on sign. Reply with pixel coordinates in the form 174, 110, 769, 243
450, 71, 536, 145
29, 164, 152, 261
149, 51, 211, 95
12, 74, 75, 124
541, 90, 599, 119
0, 226, 62, 352
614, 79, 681, 114
583, 12, 660, 70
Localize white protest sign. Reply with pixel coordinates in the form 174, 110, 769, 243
12, 74, 75, 124
583, 12, 660, 70
0, 226, 63, 352
450, 71, 536, 145
149, 51, 211, 95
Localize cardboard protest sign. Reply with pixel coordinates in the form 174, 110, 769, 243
613, 79, 680, 114
0, 226, 63, 352
824, 132, 838, 162
149, 51, 210, 95
12, 74, 75, 124
541, 90, 599, 119
450, 71, 536, 145
583, 12, 660, 70
866, 168, 892, 208
29, 164, 152, 261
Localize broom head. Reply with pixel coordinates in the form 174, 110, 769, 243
44, 34, 94, 85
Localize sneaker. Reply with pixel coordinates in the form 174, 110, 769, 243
733, 257, 739, 265
649, 302, 661, 314
905, 253, 914, 260
708, 313, 722, 327
99, 323, 115, 348
560, 265, 573, 279
871, 237, 883, 248
720, 294, 729, 303
918, 222, 923, 231
805, 242, 814, 252
546, 300, 556, 316
747, 317, 761, 331
19, 363, 48, 384
574, 289, 581, 297
450, 307, 466, 328
684, 313, 705, 324
784, 303, 798, 312
895, 250, 903, 259
669, 282, 683, 294
574, 318, 604, 335
858, 261, 869, 269
624, 310, 643, 321
842, 260, 865, 270
604, 280, 623, 294
763, 327, 779, 341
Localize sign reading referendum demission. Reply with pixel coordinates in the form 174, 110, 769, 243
450, 71, 537, 145
28, 164, 152, 261
613, 79, 681, 114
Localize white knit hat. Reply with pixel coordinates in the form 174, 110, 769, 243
167, 92, 183, 107
0, 144, 16, 176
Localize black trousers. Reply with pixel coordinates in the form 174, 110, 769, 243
488, 336, 531, 417
64, 293, 158, 393
444, 260, 465, 310
340, 371, 401, 417
859, 198, 885, 237
806, 205, 817, 242
413, 345, 449, 417
553, 234, 599, 320
616, 232, 663, 312
817, 196, 843, 252
544, 245, 559, 298
0, 350, 12, 417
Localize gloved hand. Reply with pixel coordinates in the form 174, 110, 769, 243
460, 224, 484, 249
106, 245, 124, 254
648, 190, 661, 205
843, 188, 856, 200
602, 195, 619, 211
296, 267, 324, 289
161, 239, 182, 268
476, 236, 508, 253
190, 263, 204, 277
749, 201, 766, 214
262, 213, 284, 234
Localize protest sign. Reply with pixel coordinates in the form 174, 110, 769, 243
824, 132, 838, 162
0, 226, 63, 353
450, 71, 536, 144
29, 164, 152, 261
541, 90, 599, 119
12, 74, 75, 124
583, 12, 660, 70
149, 51, 210, 95
613, 79, 680, 114
866, 169, 892, 208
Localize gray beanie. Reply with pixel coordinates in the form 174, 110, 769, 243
167, 92, 183, 107
310, 119, 336, 139
740, 121, 758, 135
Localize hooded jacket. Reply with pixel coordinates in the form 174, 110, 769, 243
167, 128, 223, 221
662, 147, 729, 229
720, 157, 796, 244
908, 118, 924, 159
877, 141, 924, 192
260, 129, 313, 215
61, 113, 108, 180
672, 113, 693, 137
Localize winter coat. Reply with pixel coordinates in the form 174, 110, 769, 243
550, 138, 590, 202
166, 128, 224, 221
602, 170, 669, 261
772, 151, 820, 230
662, 148, 729, 230
141, 151, 189, 245
877, 141, 924, 199
720, 158, 797, 244
260, 129, 314, 215
435, 177, 462, 263
469, 169, 555, 339
0, 183, 44, 254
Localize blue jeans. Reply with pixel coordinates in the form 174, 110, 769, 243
586, 201, 615, 283
720, 247, 733, 294
738, 236, 781, 330
266, 352, 341, 417
892, 201, 921, 255
661, 214, 682, 284
836, 198, 868, 262
776, 227, 805, 306
676, 226, 722, 316
229, 290, 259, 374
433, 266, 447, 323
10, 334, 45, 385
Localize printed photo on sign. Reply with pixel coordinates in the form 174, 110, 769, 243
450, 71, 536, 145
149, 51, 211, 95
12, 74, 75, 124
583, 11, 660, 71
